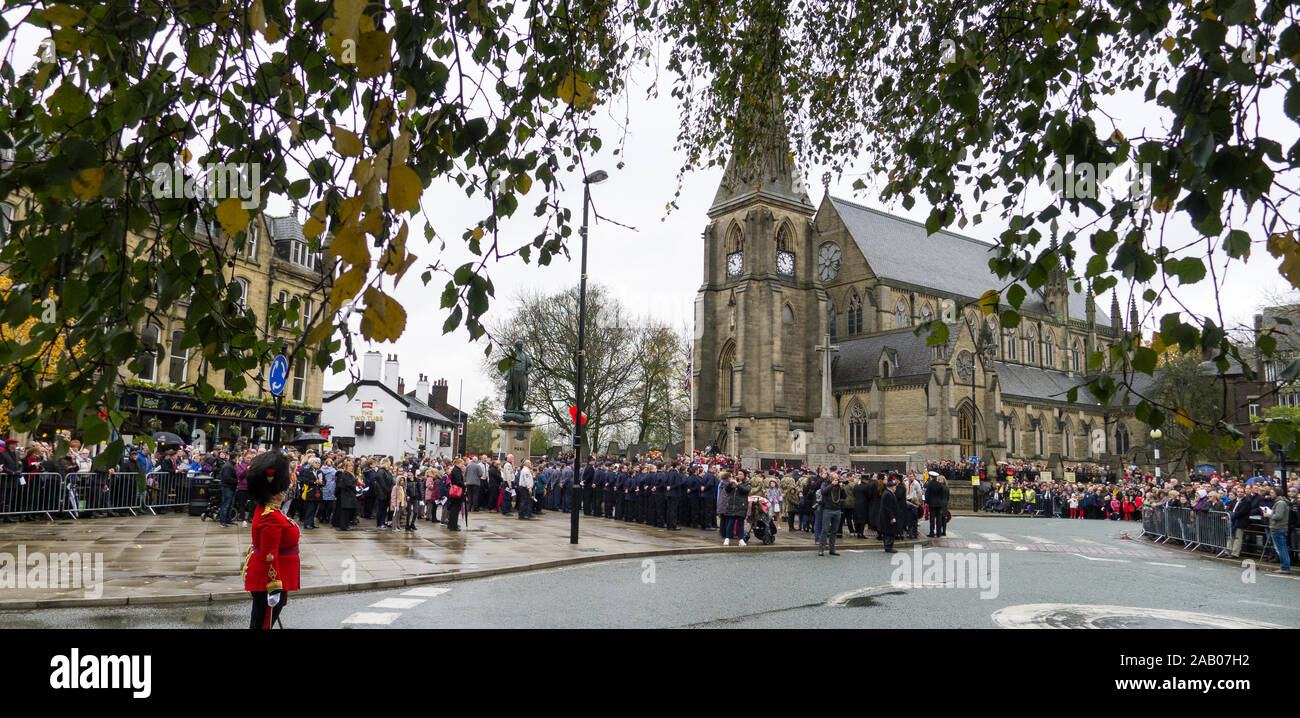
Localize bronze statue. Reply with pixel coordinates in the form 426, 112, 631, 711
503, 340, 533, 423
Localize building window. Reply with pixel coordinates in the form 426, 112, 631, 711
289, 240, 318, 272
1036, 422, 1045, 456
1005, 329, 1018, 361
301, 297, 313, 329
278, 290, 290, 328
1043, 331, 1054, 367
138, 323, 162, 382
894, 299, 908, 328
1071, 341, 1081, 372
1115, 424, 1131, 455
827, 297, 836, 339
848, 401, 868, 447
1062, 425, 1071, 457
920, 303, 933, 326
0, 201, 13, 248
847, 292, 862, 334
233, 277, 249, 311
239, 222, 259, 261
1025, 326, 1037, 363
292, 356, 307, 402
1007, 415, 1018, 455
168, 329, 187, 384
1265, 361, 1277, 383
1252, 434, 1263, 452
1249, 401, 1260, 418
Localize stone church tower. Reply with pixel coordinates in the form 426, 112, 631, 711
692, 113, 822, 455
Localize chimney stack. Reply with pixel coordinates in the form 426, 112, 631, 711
362, 351, 382, 382
416, 374, 431, 404
430, 378, 450, 408
384, 354, 400, 391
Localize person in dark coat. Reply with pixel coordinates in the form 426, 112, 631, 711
446, 459, 467, 531
879, 474, 903, 553
924, 472, 949, 537
333, 459, 358, 531
866, 474, 884, 539
852, 476, 871, 538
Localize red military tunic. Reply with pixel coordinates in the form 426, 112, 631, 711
244, 505, 301, 592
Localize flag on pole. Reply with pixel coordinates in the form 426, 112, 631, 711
685, 345, 693, 390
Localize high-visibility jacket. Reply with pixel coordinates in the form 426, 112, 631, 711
1024, 488, 1036, 503
1009, 488, 1023, 502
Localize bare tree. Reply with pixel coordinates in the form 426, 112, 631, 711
487, 284, 644, 453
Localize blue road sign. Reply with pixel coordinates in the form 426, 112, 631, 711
269, 354, 289, 396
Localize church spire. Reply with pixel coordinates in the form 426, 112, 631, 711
1110, 288, 1122, 334
709, 93, 812, 215
1128, 294, 1140, 334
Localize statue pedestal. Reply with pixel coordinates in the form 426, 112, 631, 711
498, 420, 534, 460
806, 416, 851, 470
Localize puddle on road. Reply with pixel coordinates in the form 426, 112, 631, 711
839, 590, 905, 608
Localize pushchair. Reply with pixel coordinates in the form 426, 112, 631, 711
747, 497, 777, 545
199, 491, 223, 522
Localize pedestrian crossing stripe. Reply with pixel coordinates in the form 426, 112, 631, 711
402, 586, 451, 597
1145, 562, 1185, 568
977, 533, 1011, 542
370, 597, 426, 609
342, 612, 402, 625
1072, 537, 1101, 545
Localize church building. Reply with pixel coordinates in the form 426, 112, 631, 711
691, 122, 1153, 472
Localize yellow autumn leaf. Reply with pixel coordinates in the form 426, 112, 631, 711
355, 30, 392, 80
338, 194, 364, 225
1150, 332, 1165, 356
327, 223, 369, 267
392, 127, 411, 166
180, 148, 193, 164
977, 289, 999, 316
380, 221, 409, 275
471, 226, 484, 241
216, 197, 251, 238
332, 123, 363, 157
352, 156, 374, 187
1174, 408, 1194, 429
388, 165, 421, 212
304, 216, 326, 240
515, 172, 532, 194
360, 210, 383, 236
1152, 196, 1174, 213
366, 98, 394, 143
249, 0, 268, 34
1160, 37, 1176, 52
1109, 128, 1124, 142
359, 287, 407, 342
557, 72, 595, 110
304, 320, 335, 347
52, 27, 86, 54
71, 167, 104, 200
329, 0, 366, 55
329, 266, 367, 309
361, 172, 382, 209
44, 4, 86, 27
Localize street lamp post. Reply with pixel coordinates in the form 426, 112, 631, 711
1150, 428, 1162, 482
571, 169, 608, 545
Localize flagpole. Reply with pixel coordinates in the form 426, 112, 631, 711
688, 337, 694, 458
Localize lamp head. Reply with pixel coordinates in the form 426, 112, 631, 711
1150, 428, 1162, 440
584, 170, 609, 185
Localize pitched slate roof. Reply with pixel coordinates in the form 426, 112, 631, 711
994, 360, 1158, 406
827, 197, 1108, 325
403, 391, 454, 424
831, 326, 936, 386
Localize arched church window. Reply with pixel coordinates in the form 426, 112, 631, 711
848, 401, 868, 447
1071, 340, 1081, 372
1007, 413, 1019, 455
1115, 423, 1131, 455
1043, 331, 1054, 367
827, 297, 837, 339
1005, 328, 1018, 361
847, 291, 863, 334
894, 299, 908, 328
775, 224, 795, 276
726, 226, 743, 277
1025, 326, 1037, 363
1036, 421, 1046, 456
920, 303, 933, 325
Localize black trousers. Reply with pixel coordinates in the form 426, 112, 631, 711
604, 491, 615, 518
334, 506, 355, 529
446, 498, 464, 529
467, 484, 481, 511
250, 591, 288, 629
653, 494, 666, 527
666, 496, 679, 529
375, 500, 389, 527
929, 507, 947, 536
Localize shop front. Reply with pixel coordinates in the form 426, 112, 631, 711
119, 387, 321, 450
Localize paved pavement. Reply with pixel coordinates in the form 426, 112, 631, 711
4, 515, 1294, 628
0, 505, 922, 607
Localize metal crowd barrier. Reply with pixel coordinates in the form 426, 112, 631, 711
0, 470, 195, 519
1141, 505, 1294, 563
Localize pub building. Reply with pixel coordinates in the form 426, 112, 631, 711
118, 386, 321, 450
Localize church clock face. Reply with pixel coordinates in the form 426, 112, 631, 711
817, 242, 842, 281
776, 250, 795, 276
726, 251, 743, 277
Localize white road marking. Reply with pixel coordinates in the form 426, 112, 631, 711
966, 543, 985, 550
1264, 572, 1299, 581
1240, 599, 1300, 611
1072, 537, 1101, 545
1070, 553, 1129, 563
402, 586, 452, 598
342, 612, 402, 626
1022, 535, 1055, 544
1013, 546, 1029, 551
370, 597, 426, 609
1145, 562, 1186, 568
978, 533, 1011, 542
993, 603, 1286, 629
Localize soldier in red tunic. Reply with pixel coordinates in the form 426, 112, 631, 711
243, 451, 301, 629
